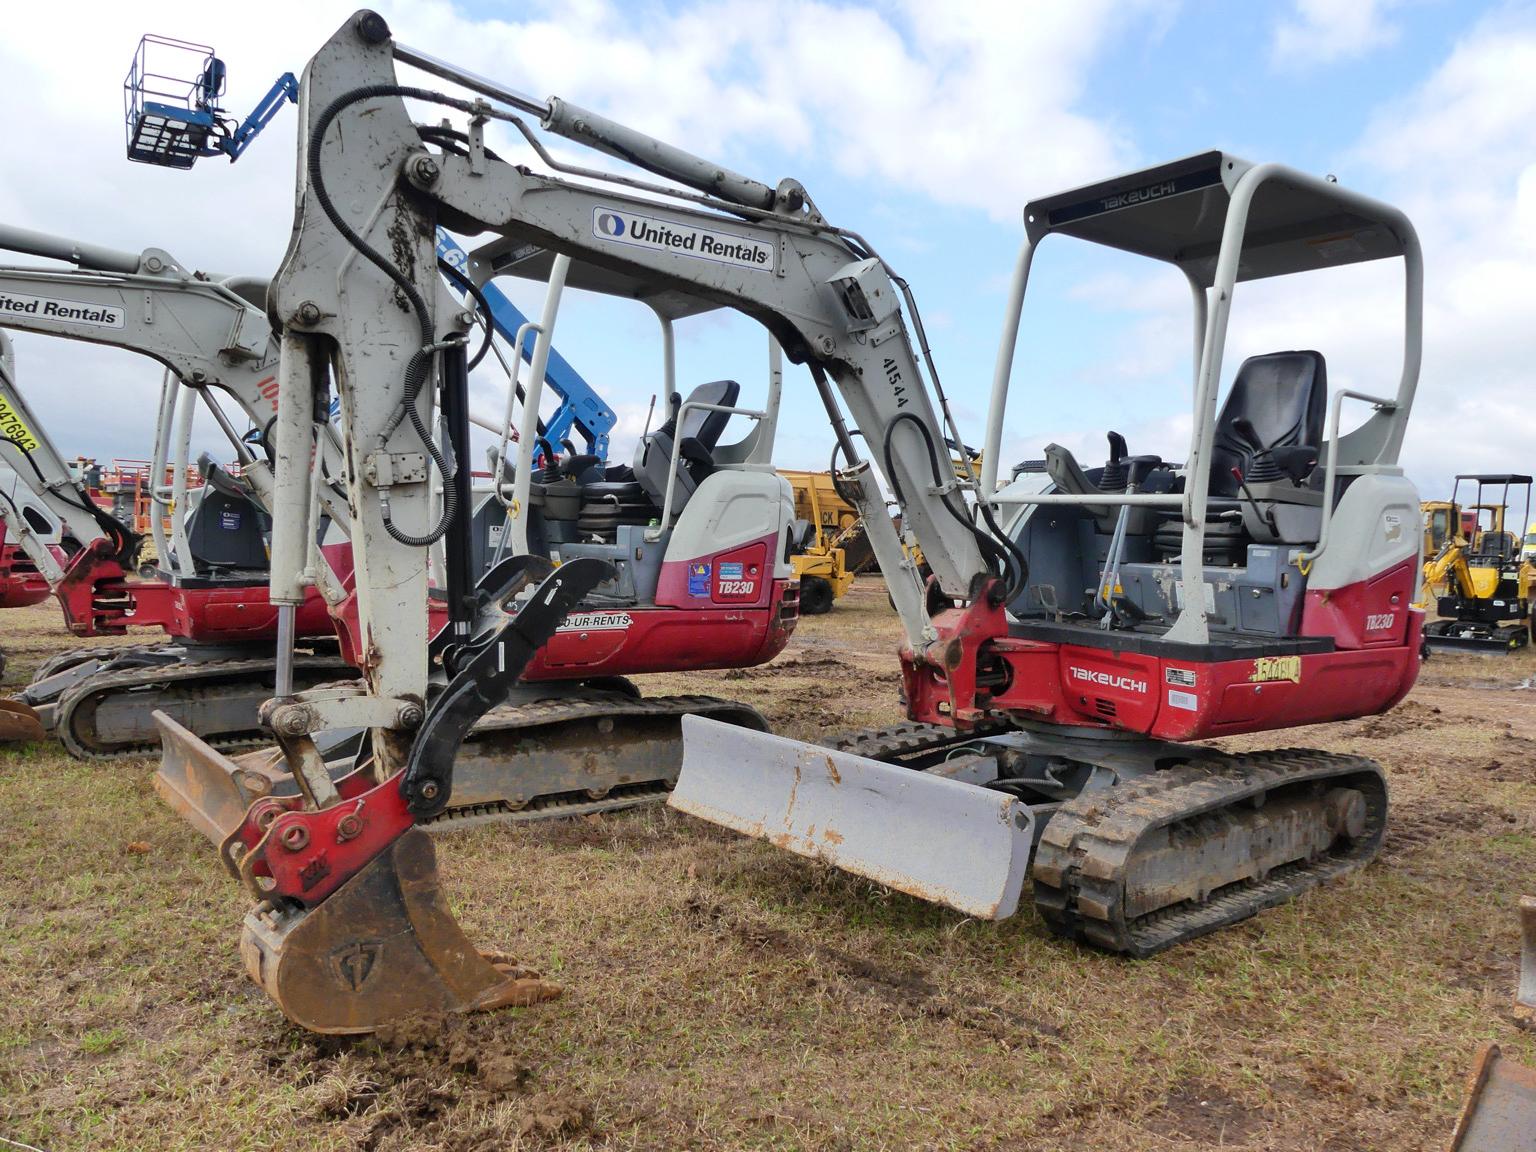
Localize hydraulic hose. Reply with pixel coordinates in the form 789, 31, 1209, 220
306, 83, 488, 548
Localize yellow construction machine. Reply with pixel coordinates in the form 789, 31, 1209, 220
780, 469, 869, 614
1421, 474, 1535, 652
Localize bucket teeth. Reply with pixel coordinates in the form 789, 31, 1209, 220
241, 829, 553, 1034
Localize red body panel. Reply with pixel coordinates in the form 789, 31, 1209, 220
52, 540, 334, 642
1300, 554, 1418, 648
0, 540, 54, 608
902, 573, 1423, 742
328, 531, 798, 678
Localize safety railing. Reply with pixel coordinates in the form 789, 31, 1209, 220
1297, 389, 1398, 569
645, 399, 769, 543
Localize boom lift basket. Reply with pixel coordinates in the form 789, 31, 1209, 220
124, 35, 227, 169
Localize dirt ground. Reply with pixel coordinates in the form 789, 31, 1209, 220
2, 578, 1534, 1151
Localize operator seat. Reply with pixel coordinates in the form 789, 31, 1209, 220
581, 381, 742, 535
183, 457, 270, 572
1209, 350, 1326, 497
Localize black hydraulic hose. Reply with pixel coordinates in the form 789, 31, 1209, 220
436, 257, 494, 372
307, 83, 488, 548
10, 443, 138, 560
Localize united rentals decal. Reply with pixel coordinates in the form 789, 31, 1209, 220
556, 611, 633, 633
0, 291, 124, 329
1249, 655, 1302, 684
593, 207, 774, 272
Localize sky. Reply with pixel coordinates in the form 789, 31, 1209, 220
0, 0, 1530, 508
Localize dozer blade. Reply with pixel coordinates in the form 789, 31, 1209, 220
669, 715, 1033, 920
0, 698, 45, 743
1451, 1043, 1536, 1151
241, 828, 555, 1035
154, 711, 280, 844
1520, 896, 1536, 1011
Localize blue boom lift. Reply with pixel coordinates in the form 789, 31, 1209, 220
123, 35, 615, 459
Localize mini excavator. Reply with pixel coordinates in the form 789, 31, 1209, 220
1420, 473, 1534, 653
147, 12, 1421, 1033
0, 240, 355, 755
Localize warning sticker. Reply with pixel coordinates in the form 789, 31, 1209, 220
1167, 689, 1199, 711
719, 562, 744, 580
688, 561, 711, 596
0, 394, 40, 452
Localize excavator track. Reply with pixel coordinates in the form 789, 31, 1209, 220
827, 722, 1386, 954
1031, 749, 1387, 957
57, 655, 357, 759
30, 642, 167, 684
429, 692, 768, 829
829, 715, 1015, 762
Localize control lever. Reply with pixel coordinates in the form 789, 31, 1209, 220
1097, 452, 1161, 630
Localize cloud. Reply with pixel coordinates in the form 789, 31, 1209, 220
1043, 6, 1536, 501
1271, 0, 1403, 70
0, 0, 1165, 470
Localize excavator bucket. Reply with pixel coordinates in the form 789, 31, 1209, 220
0, 698, 45, 743
241, 828, 557, 1034
1451, 1043, 1536, 1151
669, 715, 1034, 920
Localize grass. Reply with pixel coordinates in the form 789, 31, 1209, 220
0, 584, 1534, 1150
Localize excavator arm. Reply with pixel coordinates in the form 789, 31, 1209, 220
0, 232, 359, 609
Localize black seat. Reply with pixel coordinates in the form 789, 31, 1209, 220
185, 459, 269, 571
1209, 351, 1326, 497
630, 380, 740, 512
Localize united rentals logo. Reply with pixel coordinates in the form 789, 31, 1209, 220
1068, 666, 1148, 694
592, 207, 774, 271
1249, 655, 1302, 684
0, 291, 124, 329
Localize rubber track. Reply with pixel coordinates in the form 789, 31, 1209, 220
423, 692, 765, 828
29, 642, 168, 685
1031, 748, 1388, 957
55, 655, 357, 760
827, 714, 1014, 761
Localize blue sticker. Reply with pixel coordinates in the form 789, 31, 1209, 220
219, 510, 242, 530
718, 562, 743, 580
688, 561, 711, 596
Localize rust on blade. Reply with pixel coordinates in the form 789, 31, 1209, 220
153, 710, 265, 846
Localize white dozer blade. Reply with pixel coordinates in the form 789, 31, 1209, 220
670, 715, 1034, 920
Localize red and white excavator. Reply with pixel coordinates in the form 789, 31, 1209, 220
149, 12, 1423, 1033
